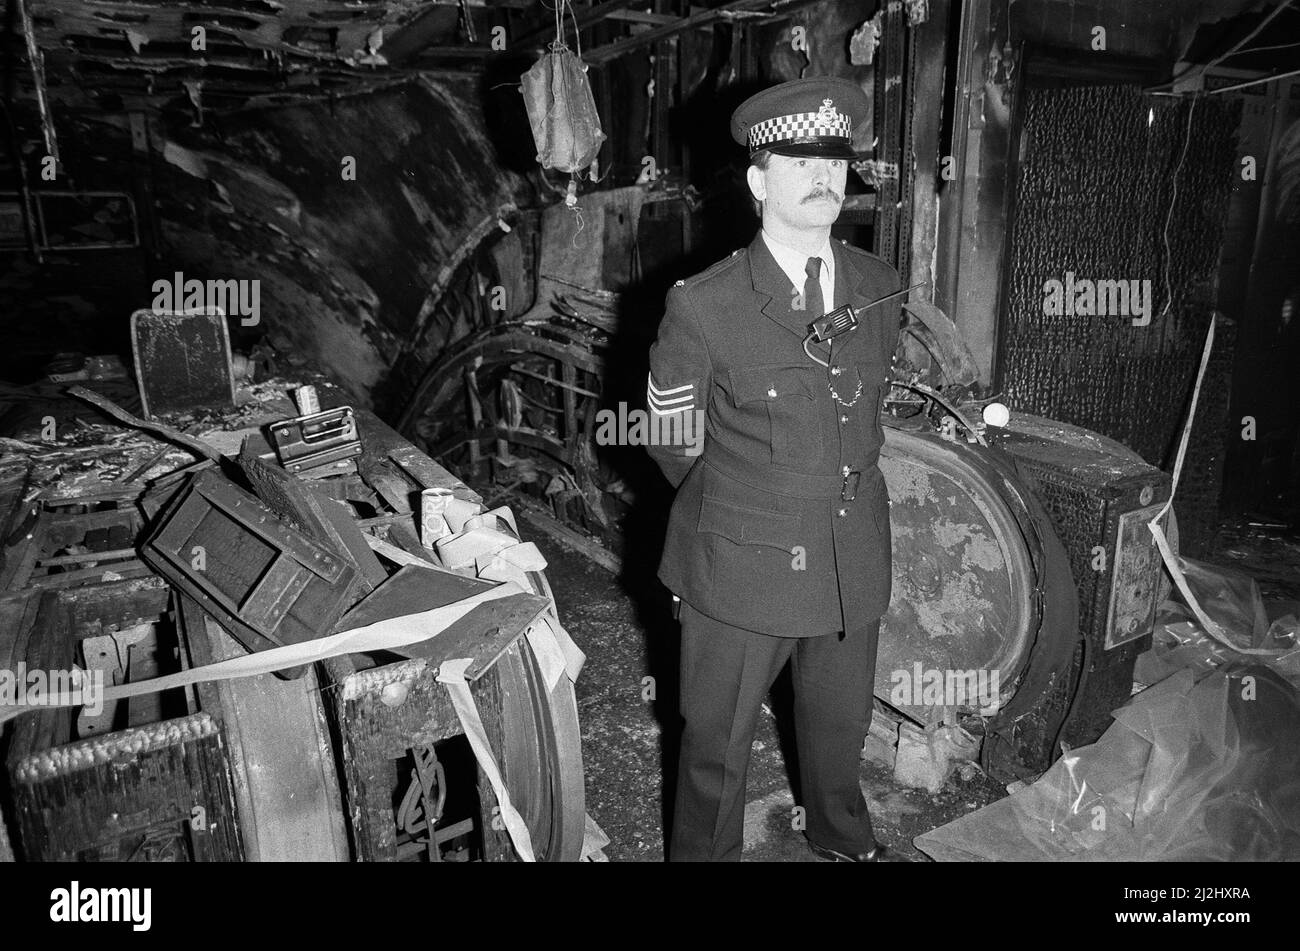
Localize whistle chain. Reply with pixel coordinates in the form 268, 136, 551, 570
829, 377, 864, 407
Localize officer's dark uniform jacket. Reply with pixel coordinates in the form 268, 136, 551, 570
647, 231, 902, 638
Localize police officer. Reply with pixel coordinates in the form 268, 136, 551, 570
646, 76, 909, 862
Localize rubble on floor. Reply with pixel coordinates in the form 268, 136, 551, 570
915, 553, 1300, 862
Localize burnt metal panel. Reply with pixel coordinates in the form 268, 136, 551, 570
989, 411, 1172, 750
129, 309, 236, 419
878, 426, 1040, 724
878, 421, 1082, 781
141, 469, 361, 664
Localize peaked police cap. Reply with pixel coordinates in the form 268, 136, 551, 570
730, 76, 869, 159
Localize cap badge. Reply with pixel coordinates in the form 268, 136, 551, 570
818, 98, 839, 123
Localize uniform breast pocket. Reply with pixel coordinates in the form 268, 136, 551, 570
729, 365, 823, 468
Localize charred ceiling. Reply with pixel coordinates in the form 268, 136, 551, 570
6, 0, 835, 119
11, 0, 514, 115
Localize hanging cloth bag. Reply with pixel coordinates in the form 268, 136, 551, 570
520, 3, 606, 174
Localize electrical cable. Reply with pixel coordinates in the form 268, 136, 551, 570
1159, 94, 1198, 318
801, 332, 829, 368
1202, 65, 1300, 95
1146, 0, 1295, 94
1227, 37, 1300, 55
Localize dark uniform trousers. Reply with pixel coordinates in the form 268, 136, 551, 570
647, 232, 903, 862
672, 602, 881, 862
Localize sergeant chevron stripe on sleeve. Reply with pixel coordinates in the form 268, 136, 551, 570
647, 374, 696, 416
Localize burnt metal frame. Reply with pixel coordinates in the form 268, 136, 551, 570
872, 0, 912, 273
0, 189, 140, 251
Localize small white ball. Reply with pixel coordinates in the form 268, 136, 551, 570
380, 682, 409, 708
982, 402, 1010, 428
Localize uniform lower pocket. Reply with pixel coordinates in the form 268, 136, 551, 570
697, 495, 801, 551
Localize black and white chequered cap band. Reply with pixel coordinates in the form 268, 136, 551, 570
747, 104, 853, 152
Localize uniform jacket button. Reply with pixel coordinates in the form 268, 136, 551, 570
831, 366, 842, 376
767, 387, 777, 398
837, 508, 848, 518
841, 465, 851, 476
839, 414, 849, 424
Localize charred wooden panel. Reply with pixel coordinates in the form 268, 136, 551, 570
9, 713, 242, 862
5, 584, 242, 862
1000, 85, 1238, 556
320, 656, 462, 862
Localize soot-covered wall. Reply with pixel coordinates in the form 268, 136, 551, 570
147, 74, 533, 408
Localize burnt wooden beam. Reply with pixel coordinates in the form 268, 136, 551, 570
402, 45, 496, 61
403, 0, 647, 64
27, 0, 414, 61
606, 8, 706, 25
383, 2, 460, 64
511, 0, 644, 53
48, 50, 329, 75
18, 0, 58, 162
582, 0, 826, 66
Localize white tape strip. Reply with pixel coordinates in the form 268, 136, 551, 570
443, 498, 485, 534
437, 526, 515, 569
478, 541, 546, 591
0, 579, 528, 728
525, 620, 567, 691
436, 657, 537, 862
541, 614, 585, 682
1148, 317, 1285, 657
463, 506, 520, 536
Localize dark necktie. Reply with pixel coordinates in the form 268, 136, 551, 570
804, 256, 824, 318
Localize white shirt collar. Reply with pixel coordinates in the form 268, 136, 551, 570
760, 229, 835, 309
